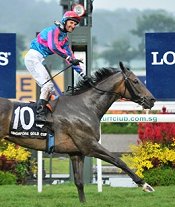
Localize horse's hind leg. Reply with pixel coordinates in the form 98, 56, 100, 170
70, 154, 86, 202
85, 141, 154, 191
0, 98, 13, 138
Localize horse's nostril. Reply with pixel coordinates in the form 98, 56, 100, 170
151, 98, 156, 103
151, 97, 156, 102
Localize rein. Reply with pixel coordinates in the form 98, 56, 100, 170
88, 71, 138, 100
88, 81, 120, 96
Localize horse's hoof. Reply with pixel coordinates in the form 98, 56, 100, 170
142, 183, 155, 192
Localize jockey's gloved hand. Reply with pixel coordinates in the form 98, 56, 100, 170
66, 56, 83, 66
80, 72, 92, 83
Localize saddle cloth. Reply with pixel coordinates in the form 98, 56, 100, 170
9, 102, 49, 139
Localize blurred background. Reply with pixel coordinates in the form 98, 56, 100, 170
1, 0, 175, 101
2, 0, 175, 71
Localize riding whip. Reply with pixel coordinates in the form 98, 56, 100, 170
42, 63, 73, 86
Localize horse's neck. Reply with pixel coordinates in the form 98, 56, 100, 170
85, 82, 120, 119
91, 74, 123, 119
91, 92, 116, 119
57, 73, 122, 120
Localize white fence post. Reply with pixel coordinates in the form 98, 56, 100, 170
37, 151, 43, 193
97, 125, 102, 192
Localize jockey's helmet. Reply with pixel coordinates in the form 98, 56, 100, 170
62, 11, 81, 25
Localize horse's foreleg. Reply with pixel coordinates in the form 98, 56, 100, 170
86, 141, 154, 192
70, 154, 86, 202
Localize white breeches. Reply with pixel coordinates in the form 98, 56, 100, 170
24, 49, 54, 101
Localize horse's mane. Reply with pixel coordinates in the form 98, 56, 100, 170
67, 67, 120, 95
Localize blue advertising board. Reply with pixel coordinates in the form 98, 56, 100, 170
138, 76, 146, 85
146, 32, 175, 100
0, 33, 16, 98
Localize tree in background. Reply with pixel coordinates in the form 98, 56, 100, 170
132, 10, 175, 58
100, 39, 136, 66
92, 36, 100, 68
16, 34, 27, 70
98, 10, 175, 66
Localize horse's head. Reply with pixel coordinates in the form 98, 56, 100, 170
119, 62, 156, 109
72, 63, 155, 109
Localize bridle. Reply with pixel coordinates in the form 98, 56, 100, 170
121, 71, 147, 105
88, 70, 143, 103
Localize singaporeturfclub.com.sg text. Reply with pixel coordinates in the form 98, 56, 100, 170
101, 114, 158, 123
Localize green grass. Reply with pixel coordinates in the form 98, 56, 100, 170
101, 123, 138, 134
43, 158, 112, 174
43, 157, 70, 174
0, 184, 175, 207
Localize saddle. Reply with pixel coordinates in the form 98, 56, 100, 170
9, 96, 58, 154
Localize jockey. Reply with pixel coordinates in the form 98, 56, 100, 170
24, 11, 87, 123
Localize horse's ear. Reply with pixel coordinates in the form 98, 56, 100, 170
119, 61, 126, 73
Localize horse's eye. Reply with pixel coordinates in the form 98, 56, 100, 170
133, 79, 139, 84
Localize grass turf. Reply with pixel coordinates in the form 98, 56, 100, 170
0, 184, 175, 207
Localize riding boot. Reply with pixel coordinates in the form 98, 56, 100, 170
36, 99, 48, 123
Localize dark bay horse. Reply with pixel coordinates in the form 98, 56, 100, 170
0, 62, 155, 202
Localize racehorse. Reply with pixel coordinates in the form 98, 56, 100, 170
0, 62, 155, 202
